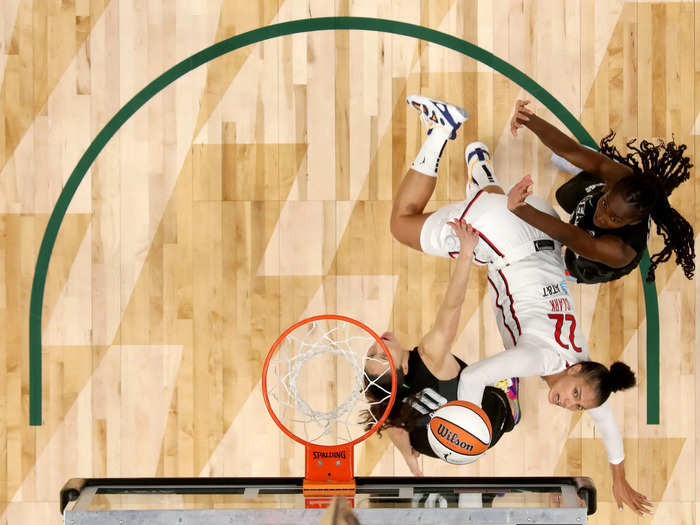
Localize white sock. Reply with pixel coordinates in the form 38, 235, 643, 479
465, 180, 479, 202
469, 159, 502, 190
410, 127, 451, 176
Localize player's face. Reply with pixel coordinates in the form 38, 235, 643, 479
547, 367, 599, 411
365, 332, 407, 376
592, 191, 641, 229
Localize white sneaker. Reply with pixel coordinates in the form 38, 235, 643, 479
465, 141, 499, 197
407, 95, 469, 140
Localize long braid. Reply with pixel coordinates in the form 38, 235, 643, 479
648, 199, 695, 281
599, 131, 695, 281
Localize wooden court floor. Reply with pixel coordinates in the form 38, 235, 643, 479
0, 1, 697, 523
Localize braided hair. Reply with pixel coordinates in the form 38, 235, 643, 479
598, 131, 695, 282
576, 361, 636, 406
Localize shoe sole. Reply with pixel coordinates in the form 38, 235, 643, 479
407, 95, 469, 138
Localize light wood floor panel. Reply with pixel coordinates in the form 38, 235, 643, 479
0, 1, 697, 524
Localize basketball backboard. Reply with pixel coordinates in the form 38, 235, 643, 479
61, 317, 596, 524
61, 475, 596, 524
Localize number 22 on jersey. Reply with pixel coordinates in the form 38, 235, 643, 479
548, 313, 582, 352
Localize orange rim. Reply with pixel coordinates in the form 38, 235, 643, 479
261, 314, 397, 448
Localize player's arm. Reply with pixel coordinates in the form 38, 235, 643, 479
587, 403, 653, 516
507, 176, 637, 268
510, 100, 632, 185
386, 427, 423, 476
419, 220, 479, 367
457, 344, 549, 406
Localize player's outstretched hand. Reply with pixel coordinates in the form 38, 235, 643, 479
612, 474, 653, 517
510, 99, 533, 136
507, 175, 533, 212
404, 447, 424, 477
447, 218, 479, 256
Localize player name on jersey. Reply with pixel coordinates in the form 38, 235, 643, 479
549, 297, 572, 312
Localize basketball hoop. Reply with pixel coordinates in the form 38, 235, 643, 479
262, 314, 397, 505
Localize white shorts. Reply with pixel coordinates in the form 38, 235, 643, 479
419, 191, 561, 268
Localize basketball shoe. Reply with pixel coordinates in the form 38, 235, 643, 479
407, 95, 469, 140
464, 141, 503, 200
495, 377, 521, 425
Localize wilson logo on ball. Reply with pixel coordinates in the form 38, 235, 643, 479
427, 401, 492, 464
435, 423, 474, 451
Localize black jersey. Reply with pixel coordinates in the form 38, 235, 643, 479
403, 348, 514, 458
555, 172, 649, 284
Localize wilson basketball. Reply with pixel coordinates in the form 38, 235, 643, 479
427, 400, 492, 465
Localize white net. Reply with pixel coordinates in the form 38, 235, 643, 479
264, 317, 396, 446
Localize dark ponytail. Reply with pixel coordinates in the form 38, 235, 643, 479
607, 362, 637, 393
599, 131, 695, 282
576, 361, 636, 406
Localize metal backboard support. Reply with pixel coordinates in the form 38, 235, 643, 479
61, 476, 596, 525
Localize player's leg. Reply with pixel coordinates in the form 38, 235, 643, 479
390, 96, 469, 251
465, 141, 505, 200
390, 169, 440, 251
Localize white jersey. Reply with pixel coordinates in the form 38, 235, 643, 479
420, 190, 624, 464
486, 247, 588, 363
421, 190, 588, 360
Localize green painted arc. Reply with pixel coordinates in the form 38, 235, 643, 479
28, 16, 659, 425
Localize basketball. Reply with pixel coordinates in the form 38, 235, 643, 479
427, 401, 492, 465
